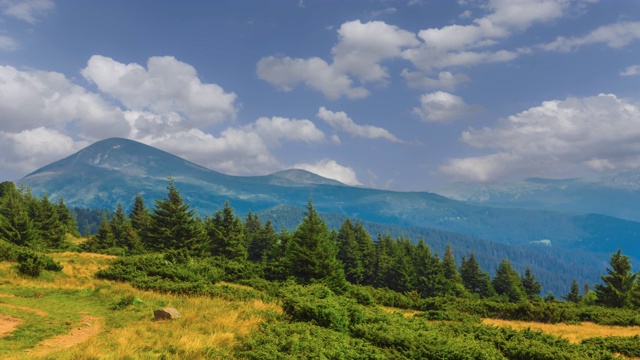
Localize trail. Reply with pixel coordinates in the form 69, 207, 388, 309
29, 316, 101, 356
0, 315, 22, 338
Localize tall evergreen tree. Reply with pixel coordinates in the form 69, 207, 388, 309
31, 194, 66, 248
287, 200, 347, 293
373, 233, 395, 289
0, 182, 36, 247
145, 179, 205, 253
413, 238, 447, 298
442, 244, 465, 295
460, 252, 494, 297
55, 197, 79, 236
521, 266, 542, 300
493, 259, 526, 302
129, 194, 150, 234
353, 220, 375, 285
594, 249, 639, 308
206, 202, 246, 260
563, 279, 583, 303
388, 237, 416, 293
336, 218, 365, 284
110, 203, 142, 253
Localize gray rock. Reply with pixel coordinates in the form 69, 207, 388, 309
154, 307, 181, 321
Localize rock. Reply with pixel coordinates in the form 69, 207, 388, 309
65, 321, 72, 326
154, 307, 181, 321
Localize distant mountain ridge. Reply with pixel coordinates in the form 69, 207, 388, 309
18, 138, 640, 260
435, 172, 640, 222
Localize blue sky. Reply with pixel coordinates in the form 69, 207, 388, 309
0, 0, 639, 191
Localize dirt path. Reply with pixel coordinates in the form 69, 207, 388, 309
0, 315, 22, 338
0, 302, 48, 316
29, 316, 101, 356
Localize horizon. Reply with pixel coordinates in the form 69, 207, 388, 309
0, 1, 639, 190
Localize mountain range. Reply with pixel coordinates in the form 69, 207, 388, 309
18, 138, 640, 260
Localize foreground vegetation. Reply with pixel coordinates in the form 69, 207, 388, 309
3, 180, 640, 358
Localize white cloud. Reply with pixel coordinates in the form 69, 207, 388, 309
412, 91, 479, 122
256, 56, 369, 100
441, 93, 640, 181
248, 116, 326, 145
82, 55, 238, 127
317, 106, 403, 142
1, 0, 54, 24
257, 20, 418, 99
370, 7, 396, 19
534, 21, 640, 52
620, 64, 640, 77
0, 35, 16, 51
293, 159, 362, 185
401, 70, 470, 90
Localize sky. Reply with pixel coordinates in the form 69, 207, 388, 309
0, 0, 639, 191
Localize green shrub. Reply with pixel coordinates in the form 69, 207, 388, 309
582, 335, 640, 357
16, 250, 63, 277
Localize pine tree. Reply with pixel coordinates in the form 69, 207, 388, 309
521, 266, 542, 300
353, 220, 375, 285
460, 252, 495, 297
206, 202, 246, 260
110, 203, 142, 253
55, 197, 79, 236
413, 238, 447, 297
388, 237, 416, 293
442, 244, 464, 294
373, 233, 395, 289
84, 214, 115, 251
287, 200, 347, 293
145, 179, 205, 253
336, 218, 365, 284
31, 194, 66, 248
129, 194, 150, 234
493, 259, 526, 302
594, 249, 639, 308
0, 182, 36, 247
563, 279, 583, 303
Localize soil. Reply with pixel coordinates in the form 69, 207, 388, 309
0, 315, 22, 338
30, 316, 101, 356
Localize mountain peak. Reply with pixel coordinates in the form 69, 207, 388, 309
268, 169, 345, 186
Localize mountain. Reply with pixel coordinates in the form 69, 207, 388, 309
18, 138, 640, 259
435, 172, 640, 222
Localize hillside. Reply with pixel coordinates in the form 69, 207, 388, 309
18, 138, 640, 260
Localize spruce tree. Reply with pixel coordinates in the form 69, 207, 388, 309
0, 183, 36, 247
413, 238, 447, 297
493, 259, 526, 302
442, 244, 464, 295
353, 220, 376, 285
206, 202, 246, 260
563, 279, 583, 303
31, 194, 66, 249
287, 200, 347, 293
388, 237, 416, 293
145, 179, 205, 253
460, 252, 495, 297
336, 218, 365, 284
521, 266, 542, 299
110, 203, 142, 253
594, 249, 638, 308
129, 194, 150, 234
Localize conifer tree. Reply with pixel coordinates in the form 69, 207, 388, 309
353, 220, 375, 285
563, 279, 583, 303
373, 233, 395, 289
460, 252, 495, 297
206, 202, 246, 260
129, 194, 150, 234
388, 237, 416, 293
594, 249, 639, 308
413, 238, 447, 297
521, 266, 542, 299
442, 244, 464, 295
145, 179, 205, 253
287, 200, 347, 293
336, 218, 365, 284
31, 194, 66, 248
110, 203, 142, 253
0, 182, 36, 247
84, 214, 115, 251
55, 197, 79, 236
493, 258, 526, 302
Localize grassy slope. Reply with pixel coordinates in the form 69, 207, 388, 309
0, 252, 281, 359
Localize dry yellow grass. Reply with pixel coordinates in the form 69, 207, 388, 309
483, 318, 640, 344
0, 252, 283, 359
379, 306, 421, 317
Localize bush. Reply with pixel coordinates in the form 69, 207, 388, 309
16, 250, 63, 277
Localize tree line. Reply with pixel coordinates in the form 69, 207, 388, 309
1, 179, 639, 309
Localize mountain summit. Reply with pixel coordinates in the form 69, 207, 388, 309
18, 138, 640, 259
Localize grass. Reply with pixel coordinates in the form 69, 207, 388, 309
483, 318, 640, 344
0, 252, 282, 359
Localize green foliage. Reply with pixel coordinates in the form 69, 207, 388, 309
582, 336, 640, 357
493, 258, 527, 302
205, 201, 247, 260
564, 279, 583, 303
16, 250, 63, 277
594, 249, 639, 308
286, 200, 347, 293
460, 252, 495, 297
522, 266, 542, 299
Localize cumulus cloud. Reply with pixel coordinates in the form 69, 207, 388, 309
82, 55, 238, 127
412, 91, 479, 122
533, 21, 640, 52
317, 107, 403, 142
0, 56, 329, 180
620, 64, 640, 77
441, 93, 640, 181
257, 20, 418, 99
401, 70, 470, 90
293, 159, 362, 185
1, 0, 54, 24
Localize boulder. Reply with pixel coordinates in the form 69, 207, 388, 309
154, 307, 181, 321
